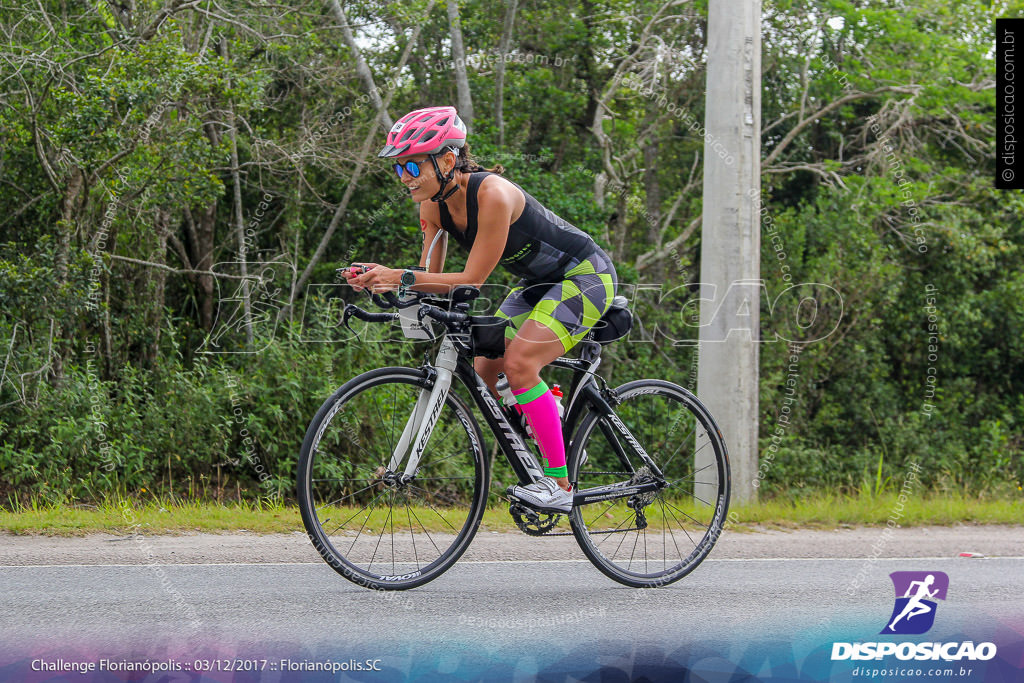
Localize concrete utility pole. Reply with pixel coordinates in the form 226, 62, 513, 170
697, 0, 761, 504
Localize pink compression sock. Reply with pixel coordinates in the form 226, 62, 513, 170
513, 380, 567, 480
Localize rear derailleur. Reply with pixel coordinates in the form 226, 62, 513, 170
625, 466, 658, 530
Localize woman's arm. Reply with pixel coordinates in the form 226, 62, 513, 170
418, 216, 448, 273
356, 182, 516, 295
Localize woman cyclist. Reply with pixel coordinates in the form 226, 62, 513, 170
347, 105, 616, 513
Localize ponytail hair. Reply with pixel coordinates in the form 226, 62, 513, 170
453, 143, 504, 175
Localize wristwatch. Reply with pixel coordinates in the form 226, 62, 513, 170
399, 269, 417, 298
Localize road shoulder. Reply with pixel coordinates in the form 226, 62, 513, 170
1, 524, 1020, 566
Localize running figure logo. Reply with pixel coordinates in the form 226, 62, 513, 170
881, 571, 949, 635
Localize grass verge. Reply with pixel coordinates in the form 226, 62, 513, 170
0, 492, 1019, 536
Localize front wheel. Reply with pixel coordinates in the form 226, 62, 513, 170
297, 367, 489, 590
567, 379, 730, 587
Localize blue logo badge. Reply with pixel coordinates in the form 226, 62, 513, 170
881, 571, 949, 635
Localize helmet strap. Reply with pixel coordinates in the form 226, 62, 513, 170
428, 153, 460, 203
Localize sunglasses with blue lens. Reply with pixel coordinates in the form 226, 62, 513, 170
393, 160, 422, 179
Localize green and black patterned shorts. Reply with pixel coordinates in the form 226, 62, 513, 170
495, 250, 617, 353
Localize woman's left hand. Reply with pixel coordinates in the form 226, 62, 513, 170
353, 265, 401, 293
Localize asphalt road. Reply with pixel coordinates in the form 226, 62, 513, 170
1, 528, 1022, 681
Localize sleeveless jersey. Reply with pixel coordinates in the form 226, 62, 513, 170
437, 172, 604, 283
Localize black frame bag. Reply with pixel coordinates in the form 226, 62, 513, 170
470, 316, 511, 358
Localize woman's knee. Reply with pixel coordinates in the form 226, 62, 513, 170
501, 351, 540, 386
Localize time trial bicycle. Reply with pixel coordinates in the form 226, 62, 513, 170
297, 281, 730, 590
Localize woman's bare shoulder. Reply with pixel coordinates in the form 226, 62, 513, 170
477, 173, 525, 215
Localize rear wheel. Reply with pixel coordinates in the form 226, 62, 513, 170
567, 379, 730, 587
297, 367, 489, 590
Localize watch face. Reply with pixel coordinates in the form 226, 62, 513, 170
402, 270, 416, 285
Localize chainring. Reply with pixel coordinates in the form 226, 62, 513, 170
508, 502, 562, 536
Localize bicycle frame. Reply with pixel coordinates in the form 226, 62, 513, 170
385, 333, 665, 507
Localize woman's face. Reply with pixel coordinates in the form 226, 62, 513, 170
393, 151, 455, 202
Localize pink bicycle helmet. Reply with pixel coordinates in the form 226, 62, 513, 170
378, 106, 467, 159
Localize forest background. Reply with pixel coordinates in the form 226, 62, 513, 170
1, 0, 1020, 508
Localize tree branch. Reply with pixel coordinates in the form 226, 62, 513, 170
764, 85, 922, 166
108, 254, 252, 280
327, 0, 392, 129
635, 213, 701, 272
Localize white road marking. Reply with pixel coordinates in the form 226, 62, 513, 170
0, 556, 1021, 569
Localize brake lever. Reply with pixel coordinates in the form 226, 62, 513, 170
342, 304, 358, 335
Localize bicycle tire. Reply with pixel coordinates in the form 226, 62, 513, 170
567, 379, 730, 588
297, 367, 489, 590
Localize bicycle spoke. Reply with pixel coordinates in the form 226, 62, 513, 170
627, 527, 641, 572
603, 511, 639, 557
405, 502, 420, 569
660, 422, 698, 473
584, 499, 622, 529
665, 462, 717, 487
407, 504, 445, 557
661, 499, 705, 548
326, 487, 389, 537
658, 495, 687, 561
662, 498, 711, 530
405, 480, 473, 508
369, 393, 395, 463
390, 381, 399, 459
316, 481, 377, 512
404, 484, 461, 532
415, 446, 466, 471
367, 501, 394, 572
389, 498, 396, 575
426, 421, 460, 453
344, 492, 387, 555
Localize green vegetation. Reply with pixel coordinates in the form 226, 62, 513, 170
2, 492, 1019, 536
1, 1, 1021, 506
730, 493, 1023, 530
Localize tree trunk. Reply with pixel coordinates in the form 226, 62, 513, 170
50, 166, 85, 385
222, 37, 254, 347
494, 0, 519, 146
194, 119, 221, 333
611, 193, 627, 261
292, 8, 434, 300
146, 207, 173, 366
328, 0, 393, 128
194, 203, 217, 332
447, 0, 474, 128
56, 166, 83, 284
643, 138, 662, 249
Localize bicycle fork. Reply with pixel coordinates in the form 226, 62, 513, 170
387, 336, 547, 484
387, 338, 460, 480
